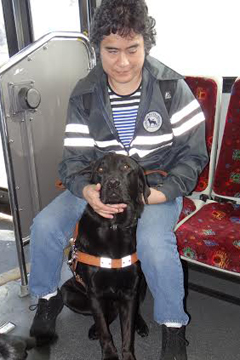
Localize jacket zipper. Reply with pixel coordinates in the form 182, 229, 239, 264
128, 76, 154, 149
96, 90, 130, 155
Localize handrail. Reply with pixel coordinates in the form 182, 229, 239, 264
0, 83, 29, 296
0, 31, 96, 75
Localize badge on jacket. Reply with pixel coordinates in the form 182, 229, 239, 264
143, 111, 162, 132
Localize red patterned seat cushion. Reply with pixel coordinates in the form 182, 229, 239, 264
178, 197, 196, 222
185, 77, 218, 192
176, 202, 240, 273
213, 78, 240, 197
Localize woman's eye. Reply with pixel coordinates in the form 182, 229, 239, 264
108, 50, 118, 54
128, 48, 137, 54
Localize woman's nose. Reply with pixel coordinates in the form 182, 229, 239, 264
118, 52, 129, 67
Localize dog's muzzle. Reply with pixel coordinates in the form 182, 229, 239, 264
101, 176, 124, 203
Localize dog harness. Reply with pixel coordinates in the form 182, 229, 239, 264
68, 246, 138, 287
68, 223, 139, 286
71, 250, 138, 269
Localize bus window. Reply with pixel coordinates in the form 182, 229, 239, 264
147, 0, 239, 77
0, 0, 8, 67
29, 0, 81, 40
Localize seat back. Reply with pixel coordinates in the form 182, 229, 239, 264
185, 76, 222, 197
176, 78, 240, 275
212, 78, 240, 202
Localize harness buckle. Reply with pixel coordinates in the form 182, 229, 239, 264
67, 258, 73, 266
67, 245, 77, 272
121, 255, 132, 267
100, 257, 112, 268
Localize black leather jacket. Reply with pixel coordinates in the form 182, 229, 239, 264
59, 56, 208, 201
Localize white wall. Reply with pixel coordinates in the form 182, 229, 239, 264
0, 137, 7, 189
147, 0, 240, 76
30, 0, 80, 40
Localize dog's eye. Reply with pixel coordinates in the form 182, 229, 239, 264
98, 167, 104, 173
123, 164, 130, 170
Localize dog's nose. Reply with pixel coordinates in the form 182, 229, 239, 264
107, 178, 120, 189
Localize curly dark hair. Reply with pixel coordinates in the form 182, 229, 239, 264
90, 0, 156, 58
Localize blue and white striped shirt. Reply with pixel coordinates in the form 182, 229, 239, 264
108, 84, 141, 148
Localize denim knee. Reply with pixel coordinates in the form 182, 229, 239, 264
30, 191, 86, 250
137, 228, 180, 275
31, 209, 69, 250
29, 192, 86, 297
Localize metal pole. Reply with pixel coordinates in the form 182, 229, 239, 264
11, 0, 25, 50
0, 83, 29, 297
78, 0, 97, 36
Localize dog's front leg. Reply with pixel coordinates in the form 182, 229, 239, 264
90, 295, 119, 360
119, 297, 137, 360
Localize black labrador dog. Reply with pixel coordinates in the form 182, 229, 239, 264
0, 334, 36, 360
61, 153, 150, 360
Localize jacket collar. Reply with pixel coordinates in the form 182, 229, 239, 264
71, 55, 183, 97
71, 62, 106, 97
144, 55, 183, 81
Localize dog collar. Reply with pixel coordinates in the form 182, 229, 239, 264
74, 250, 138, 269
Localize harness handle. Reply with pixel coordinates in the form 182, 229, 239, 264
144, 169, 168, 177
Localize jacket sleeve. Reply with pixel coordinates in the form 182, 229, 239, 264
58, 94, 96, 198
159, 79, 209, 201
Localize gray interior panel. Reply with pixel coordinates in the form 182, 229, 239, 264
0, 33, 94, 238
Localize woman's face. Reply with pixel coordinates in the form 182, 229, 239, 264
100, 32, 145, 93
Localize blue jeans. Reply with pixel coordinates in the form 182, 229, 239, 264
29, 190, 189, 325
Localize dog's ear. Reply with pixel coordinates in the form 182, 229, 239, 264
90, 158, 103, 184
138, 166, 151, 204
72, 158, 101, 185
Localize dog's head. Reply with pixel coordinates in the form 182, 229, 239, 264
91, 153, 150, 211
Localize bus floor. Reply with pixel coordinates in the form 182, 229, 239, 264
0, 260, 240, 360
0, 211, 28, 279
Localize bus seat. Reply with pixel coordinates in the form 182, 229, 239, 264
212, 78, 240, 198
178, 76, 222, 222
176, 78, 240, 275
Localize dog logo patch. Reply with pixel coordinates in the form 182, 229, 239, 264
165, 91, 172, 100
143, 111, 162, 132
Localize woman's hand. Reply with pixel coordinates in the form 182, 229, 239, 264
82, 183, 127, 219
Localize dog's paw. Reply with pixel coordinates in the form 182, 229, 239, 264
88, 324, 99, 340
122, 351, 136, 360
102, 355, 119, 360
35, 333, 59, 346
135, 316, 149, 337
